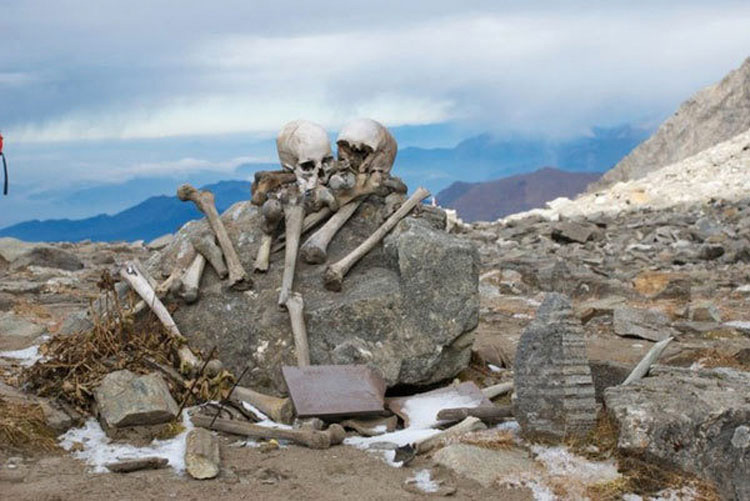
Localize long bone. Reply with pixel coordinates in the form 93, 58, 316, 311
324, 186, 430, 291
177, 183, 251, 291
283, 292, 310, 366
191, 234, 228, 279
179, 253, 206, 304
119, 261, 200, 374
254, 198, 283, 273
300, 200, 362, 264
278, 201, 304, 306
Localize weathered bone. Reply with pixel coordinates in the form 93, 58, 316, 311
284, 293, 310, 366
482, 382, 514, 399
231, 386, 295, 424
251, 170, 297, 206
277, 120, 334, 194
179, 253, 206, 304
192, 415, 343, 449
415, 416, 486, 454
622, 337, 674, 385
278, 203, 304, 306
177, 183, 251, 291
119, 261, 200, 373
300, 200, 363, 264
191, 234, 228, 279
324, 186, 430, 291
254, 198, 284, 273
436, 405, 513, 425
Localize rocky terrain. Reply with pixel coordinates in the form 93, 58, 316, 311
592, 57, 750, 190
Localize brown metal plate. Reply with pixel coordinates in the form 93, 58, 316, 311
282, 365, 386, 419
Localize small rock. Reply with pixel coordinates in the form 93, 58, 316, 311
94, 370, 178, 429
433, 444, 539, 487
588, 360, 631, 403
10, 246, 84, 271
613, 306, 675, 342
0, 312, 47, 351
147, 234, 174, 251
698, 243, 725, 261
551, 221, 596, 244
688, 302, 722, 323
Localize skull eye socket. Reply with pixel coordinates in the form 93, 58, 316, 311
299, 160, 316, 172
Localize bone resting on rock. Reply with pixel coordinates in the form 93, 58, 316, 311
301, 200, 363, 264
191, 234, 228, 279
231, 386, 295, 424
436, 405, 513, 425
177, 183, 251, 291
179, 253, 205, 304
415, 416, 486, 454
105, 457, 169, 473
284, 293, 310, 366
324, 186, 431, 291
622, 336, 674, 385
278, 202, 304, 306
191, 414, 344, 449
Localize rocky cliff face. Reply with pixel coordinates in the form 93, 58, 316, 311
591, 57, 750, 191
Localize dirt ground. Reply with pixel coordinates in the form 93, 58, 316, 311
0, 436, 534, 500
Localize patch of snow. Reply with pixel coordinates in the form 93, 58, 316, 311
502, 477, 556, 501
406, 469, 440, 493
400, 389, 483, 429
530, 444, 620, 482
0, 345, 43, 367
59, 412, 194, 474
344, 428, 438, 450
488, 364, 503, 373
724, 320, 750, 332
238, 401, 291, 430
736, 284, 750, 294
512, 313, 532, 319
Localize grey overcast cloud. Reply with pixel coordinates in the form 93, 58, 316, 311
1, 1, 750, 226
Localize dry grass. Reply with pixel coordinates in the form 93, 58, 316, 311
459, 429, 516, 450
0, 398, 59, 453
665, 347, 749, 371
21, 271, 231, 416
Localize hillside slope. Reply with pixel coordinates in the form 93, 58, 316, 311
0, 181, 249, 242
437, 167, 600, 222
591, 57, 750, 191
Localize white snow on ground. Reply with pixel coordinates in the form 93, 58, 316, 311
622, 484, 699, 500
531, 445, 620, 482
238, 401, 292, 430
0, 345, 43, 367
406, 469, 440, 493
59, 412, 194, 474
724, 320, 750, 332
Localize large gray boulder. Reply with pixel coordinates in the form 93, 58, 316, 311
148, 197, 479, 393
514, 293, 597, 441
605, 366, 750, 500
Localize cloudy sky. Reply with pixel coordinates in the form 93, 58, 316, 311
1, 1, 750, 226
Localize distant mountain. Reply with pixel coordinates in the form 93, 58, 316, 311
437, 167, 601, 222
591, 56, 750, 191
396, 125, 648, 197
0, 181, 249, 242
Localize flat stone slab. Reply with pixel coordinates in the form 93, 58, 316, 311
0, 313, 47, 351
94, 370, 178, 429
433, 444, 539, 487
613, 306, 675, 342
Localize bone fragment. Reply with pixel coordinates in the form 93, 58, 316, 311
436, 405, 513, 425
415, 416, 486, 454
301, 200, 362, 264
324, 186, 430, 291
185, 428, 220, 480
622, 336, 674, 386
254, 233, 273, 273
481, 382, 514, 400
179, 253, 206, 304
191, 414, 339, 449
119, 261, 200, 373
283, 293, 310, 366
177, 183, 251, 290
278, 203, 304, 306
191, 234, 228, 279
231, 386, 295, 424
105, 457, 168, 473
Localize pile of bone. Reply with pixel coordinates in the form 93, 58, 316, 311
118, 118, 429, 373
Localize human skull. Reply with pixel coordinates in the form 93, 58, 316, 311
276, 120, 334, 194
336, 118, 397, 176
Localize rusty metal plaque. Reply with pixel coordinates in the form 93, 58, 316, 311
282, 365, 386, 419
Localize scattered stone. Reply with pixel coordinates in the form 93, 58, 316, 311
576, 296, 626, 324
10, 246, 84, 271
605, 366, 750, 500
0, 312, 47, 351
613, 306, 675, 342
633, 271, 691, 300
185, 428, 220, 480
698, 243, 725, 261
94, 370, 178, 430
514, 293, 597, 441
551, 221, 596, 244
147, 233, 174, 251
432, 444, 539, 487
688, 302, 722, 323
